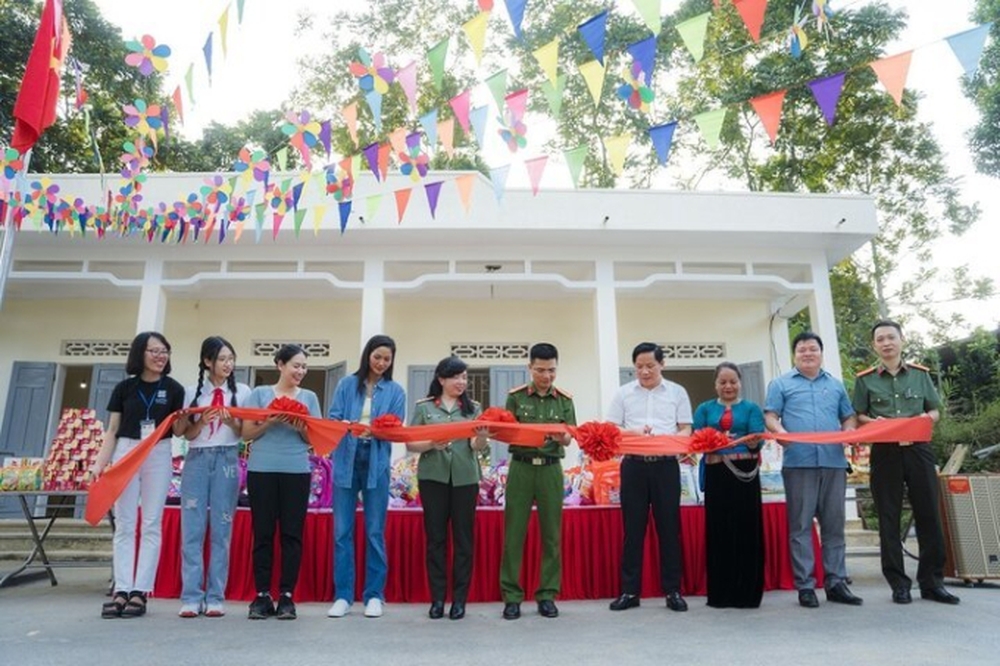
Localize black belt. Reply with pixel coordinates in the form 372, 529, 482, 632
623, 454, 673, 463
511, 454, 561, 466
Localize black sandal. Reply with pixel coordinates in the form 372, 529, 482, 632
121, 591, 148, 618
102, 592, 128, 619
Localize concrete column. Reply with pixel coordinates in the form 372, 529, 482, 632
136, 259, 166, 333
594, 260, 620, 413
359, 259, 385, 351
808, 257, 844, 380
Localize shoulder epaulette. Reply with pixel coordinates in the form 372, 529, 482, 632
508, 383, 529, 394
553, 386, 574, 399
856, 366, 878, 378
414, 397, 434, 404
906, 361, 931, 372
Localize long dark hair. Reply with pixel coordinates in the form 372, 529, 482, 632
125, 332, 172, 376
427, 356, 475, 416
353, 334, 396, 395
190, 336, 239, 408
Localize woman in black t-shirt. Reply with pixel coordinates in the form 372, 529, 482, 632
89, 332, 187, 618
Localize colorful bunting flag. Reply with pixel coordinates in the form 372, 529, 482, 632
420, 109, 439, 150
734, 0, 768, 43
504, 0, 528, 41
343, 102, 359, 147
626, 36, 657, 86
603, 134, 630, 176
455, 173, 476, 213
203, 32, 213, 83
293, 208, 307, 237
533, 38, 560, 86
578, 11, 608, 65
489, 164, 510, 202
579, 60, 606, 107
450, 90, 472, 132
218, 6, 230, 59
428, 38, 449, 90
470, 105, 489, 145
438, 117, 455, 157
462, 11, 490, 65
338, 200, 352, 233
505, 89, 528, 120
749, 90, 786, 145
171, 85, 184, 126
364, 193, 382, 222
869, 51, 912, 107
946, 23, 992, 80
631, 0, 661, 35
397, 61, 418, 113
319, 120, 332, 157
676, 12, 710, 63
540, 74, 567, 118
394, 188, 412, 223
275, 146, 289, 172
377, 143, 391, 180
693, 108, 726, 149
424, 181, 444, 218
365, 90, 383, 133
564, 145, 587, 186
525, 156, 548, 196
808, 71, 846, 125
485, 70, 508, 111
389, 127, 408, 156
648, 122, 677, 164
236, 0, 246, 24
363, 142, 380, 181
312, 204, 326, 235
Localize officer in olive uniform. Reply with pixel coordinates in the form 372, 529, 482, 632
500, 343, 576, 620
852, 319, 959, 605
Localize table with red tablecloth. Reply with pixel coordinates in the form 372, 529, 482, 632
153, 503, 823, 602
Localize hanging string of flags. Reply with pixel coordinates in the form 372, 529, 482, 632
0, 0, 994, 243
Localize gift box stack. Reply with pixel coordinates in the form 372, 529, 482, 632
41, 409, 105, 491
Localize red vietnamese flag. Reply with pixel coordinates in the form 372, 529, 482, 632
11, 0, 68, 153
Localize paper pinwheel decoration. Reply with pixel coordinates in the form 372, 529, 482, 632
200, 175, 232, 211
325, 165, 354, 201
788, 5, 810, 59
123, 99, 164, 145
119, 139, 154, 179
281, 111, 321, 168
234, 147, 271, 188
349, 48, 395, 95
813, 0, 834, 37
267, 183, 293, 215
2, 148, 24, 182
497, 110, 528, 153
398, 133, 429, 182
229, 195, 250, 224
124, 35, 171, 77
617, 60, 654, 112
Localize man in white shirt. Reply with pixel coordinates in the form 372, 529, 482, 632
606, 342, 693, 613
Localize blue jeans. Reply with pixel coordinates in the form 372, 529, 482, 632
180, 446, 240, 605
332, 464, 389, 603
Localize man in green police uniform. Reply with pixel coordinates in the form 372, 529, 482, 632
501, 342, 576, 620
853, 319, 959, 605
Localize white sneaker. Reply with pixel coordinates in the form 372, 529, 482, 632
178, 603, 202, 618
364, 598, 383, 618
204, 603, 225, 617
327, 598, 351, 618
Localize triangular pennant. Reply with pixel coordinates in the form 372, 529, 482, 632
365, 90, 383, 133
377, 143, 392, 180
648, 121, 677, 164
397, 61, 418, 113
291, 182, 305, 211
946, 24, 992, 80
428, 38, 449, 90
218, 6, 230, 59
532, 37, 560, 85
343, 102, 359, 147
603, 134, 630, 176
276, 146, 289, 172
564, 145, 587, 186
462, 11, 490, 65
749, 90, 786, 145
489, 164, 510, 202
362, 142, 381, 180
540, 74, 567, 118
203, 32, 213, 83
470, 105, 489, 145
578, 11, 608, 65
869, 51, 911, 107
734, 0, 767, 43
389, 127, 408, 156
693, 108, 726, 149
313, 204, 327, 235
319, 120, 332, 157
184, 63, 195, 106
171, 85, 184, 126
504, 0, 528, 41
676, 11, 710, 63
455, 173, 476, 213
438, 117, 455, 157
485, 70, 508, 111
420, 109, 439, 150
424, 181, 444, 218
236, 0, 246, 24
579, 60, 605, 107
272, 212, 284, 240
525, 156, 548, 196
505, 89, 529, 120
293, 208, 307, 237
394, 188, 412, 224
808, 71, 846, 126
450, 90, 472, 133
626, 36, 657, 86
338, 200, 352, 234
364, 194, 382, 222
630, 0, 661, 34
254, 202, 265, 243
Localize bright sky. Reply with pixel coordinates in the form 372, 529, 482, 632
90, 0, 999, 334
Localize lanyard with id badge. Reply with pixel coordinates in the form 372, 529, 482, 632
138, 379, 163, 441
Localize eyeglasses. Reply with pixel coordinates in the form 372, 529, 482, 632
146, 348, 171, 357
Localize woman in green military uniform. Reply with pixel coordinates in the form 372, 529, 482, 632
407, 356, 490, 620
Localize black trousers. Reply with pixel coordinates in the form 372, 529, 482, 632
247, 471, 311, 596
870, 443, 946, 591
419, 478, 478, 604
619, 457, 682, 595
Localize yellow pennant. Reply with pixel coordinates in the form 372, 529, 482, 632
218, 5, 230, 59
462, 11, 490, 65
603, 134, 630, 176
312, 205, 327, 236
532, 37, 560, 86
578, 60, 605, 107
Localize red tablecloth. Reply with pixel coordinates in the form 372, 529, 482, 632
153, 503, 822, 602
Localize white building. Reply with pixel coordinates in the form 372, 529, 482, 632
0, 170, 878, 464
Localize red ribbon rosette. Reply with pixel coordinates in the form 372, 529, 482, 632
479, 407, 517, 423
371, 414, 403, 430
689, 427, 730, 454
575, 421, 623, 463
267, 395, 311, 416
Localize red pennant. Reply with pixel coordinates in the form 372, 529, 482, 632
749, 89, 786, 145
734, 0, 768, 43
869, 51, 912, 107
394, 188, 412, 224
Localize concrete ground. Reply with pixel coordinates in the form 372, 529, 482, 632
0, 556, 996, 666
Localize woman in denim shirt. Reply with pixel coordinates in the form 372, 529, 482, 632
327, 334, 406, 619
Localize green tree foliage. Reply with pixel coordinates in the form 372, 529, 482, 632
157, 110, 298, 173
965, 0, 1000, 177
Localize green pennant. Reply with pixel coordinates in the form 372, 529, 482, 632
693, 108, 727, 150
485, 69, 508, 111
563, 145, 588, 187
253, 202, 266, 242
676, 12, 710, 63
365, 194, 383, 222
276, 147, 289, 172
236, 0, 246, 24
631, 0, 661, 35
428, 38, 449, 91
184, 64, 195, 105
351, 154, 362, 177
293, 208, 307, 237
541, 74, 567, 119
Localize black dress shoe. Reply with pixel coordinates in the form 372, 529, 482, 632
609, 593, 640, 611
449, 603, 466, 620
502, 602, 521, 620
798, 589, 819, 608
665, 591, 688, 612
428, 600, 445, 619
537, 599, 559, 618
892, 588, 912, 604
920, 587, 961, 605
825, 582, 863, 606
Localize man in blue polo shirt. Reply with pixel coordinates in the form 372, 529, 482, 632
765, 331, 861, 609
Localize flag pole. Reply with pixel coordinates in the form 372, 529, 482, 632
0, 149, 31, 312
